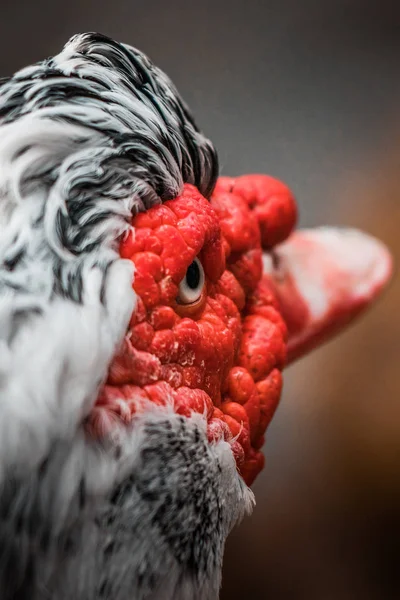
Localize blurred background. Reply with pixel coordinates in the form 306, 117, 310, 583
1, 1, 399, 598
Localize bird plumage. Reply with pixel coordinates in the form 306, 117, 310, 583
0, 33, 249, 600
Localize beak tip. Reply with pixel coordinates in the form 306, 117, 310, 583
333, 227, 393, 301
297, 226, 393, 305
265, 226, 394, 364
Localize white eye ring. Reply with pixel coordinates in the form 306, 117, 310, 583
177, 257, 205, 304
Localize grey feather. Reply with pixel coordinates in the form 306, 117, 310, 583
0, 410, 253, 599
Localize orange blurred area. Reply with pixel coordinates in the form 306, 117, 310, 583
222, 128, 400, 600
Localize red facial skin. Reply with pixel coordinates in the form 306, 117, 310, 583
88, 176, 297, 486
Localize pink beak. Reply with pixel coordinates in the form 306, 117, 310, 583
263, 227, 393, 364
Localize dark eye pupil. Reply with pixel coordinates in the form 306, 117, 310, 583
186, 261, 200, 289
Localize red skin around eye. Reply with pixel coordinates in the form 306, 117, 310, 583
214, 174, 298, 249
88, 178, 296, 486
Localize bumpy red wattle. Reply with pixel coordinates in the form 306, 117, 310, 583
89, 176, 295, 486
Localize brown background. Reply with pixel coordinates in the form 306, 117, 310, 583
1, 1, 399, 598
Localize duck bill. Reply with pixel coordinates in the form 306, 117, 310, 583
263, 227, 393, 365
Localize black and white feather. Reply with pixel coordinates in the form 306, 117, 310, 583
0, 33, 252, 600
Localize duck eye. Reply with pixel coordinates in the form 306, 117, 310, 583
177, 258, 205, 304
